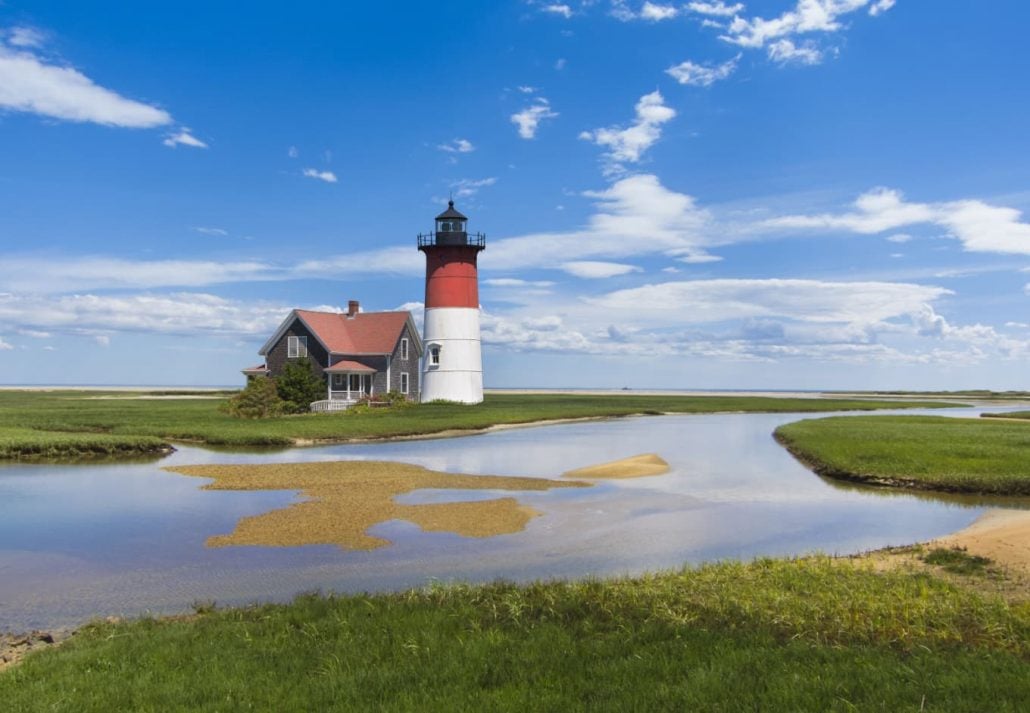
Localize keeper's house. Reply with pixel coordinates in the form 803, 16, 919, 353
243, 300, 423, 404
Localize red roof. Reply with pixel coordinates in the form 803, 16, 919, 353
295, 309, 412, 355
325, 360, 376, 373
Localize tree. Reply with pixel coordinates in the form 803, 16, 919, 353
276, 358, 326, 413
221, 377, 284, 419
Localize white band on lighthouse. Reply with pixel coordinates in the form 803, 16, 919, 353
421, 307, 483, 404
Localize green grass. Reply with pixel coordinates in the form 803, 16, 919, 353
921, 547, 995, 577
3, 557, 1029, 711
0, 390, 960, 460
775, 415, 1030, 495
984, 411, 1030, 420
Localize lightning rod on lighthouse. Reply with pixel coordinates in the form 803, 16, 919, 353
417, 201, 486, 404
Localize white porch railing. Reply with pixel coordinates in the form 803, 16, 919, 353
310, 399, 356, 413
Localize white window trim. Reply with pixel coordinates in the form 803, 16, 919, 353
400, 337, 409, 360
287, 335, 308, 358
400, 372, 409, 395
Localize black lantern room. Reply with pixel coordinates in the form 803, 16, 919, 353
434, 200, 468, 244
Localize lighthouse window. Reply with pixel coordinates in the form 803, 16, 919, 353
430, 346, 440, 366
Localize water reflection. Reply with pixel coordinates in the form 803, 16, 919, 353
1, 406, 1026, 631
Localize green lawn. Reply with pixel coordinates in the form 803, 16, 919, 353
3, 557, 1029, 711
0, 390, 960, 460
775, 415, 1030, 495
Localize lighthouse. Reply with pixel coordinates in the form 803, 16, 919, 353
417, 201, 486, 404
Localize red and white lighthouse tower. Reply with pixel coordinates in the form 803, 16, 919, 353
417, 201, 486, 404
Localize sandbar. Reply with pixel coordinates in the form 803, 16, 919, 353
563, 453, 670, 479
166, 460, 589, 551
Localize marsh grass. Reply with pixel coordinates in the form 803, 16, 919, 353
921, 547, 995, 576
0, 390, 960, 460
2, 557, 1029, 711
775, 415, 1030, 495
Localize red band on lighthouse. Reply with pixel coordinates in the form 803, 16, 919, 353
424, 247, 480, 308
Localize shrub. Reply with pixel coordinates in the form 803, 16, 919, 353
221, 378, 284, 419
276, 358, 326, 413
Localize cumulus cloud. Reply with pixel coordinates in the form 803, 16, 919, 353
763, 187, 1030, 256
666, 54, 741, 86
766, 39, 823, 65
302, 168, 338, 183
511, 98, 559, 139
163, 128, 208, 149
611, 1, 680, 21
561, 261, 642, 278
0, 41, 172, 128
687, 1, 745, 16
0, 337, 13, 351
579, 91, 676, 171
541, 4, 573, 19
722, 1, 875, 49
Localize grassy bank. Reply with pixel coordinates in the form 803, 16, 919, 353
0, 390, 959, 459
985, 411, 1030, 420
775, 415, 1030, 495
2, 557, 1029, 711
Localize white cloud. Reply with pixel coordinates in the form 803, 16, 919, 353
542, 4, 573, 19
612, 1, 680, 21
483, 278, 556, 288
666, 54, 741, 86
7, 27, 47, 48
688, 1, 745, 16
764, 187, 1030, 256
767, 39, 823, 65
438, 138, 475, 153
0, 292, 291, 339
302, 168, 338, 184
579, 91, 676, 170
561, 261, 643, 278
0, 337, 13, 351
511, 98, 559, 139
886, 233, 912, 243
451, 177, 497, 198
162, 128, 207, 149
722, 1, 874, 49
193, 227, 229, 237
0, 257, 281, 294
287, 145, 299, 158
18, 329, 51, 338
517, 85, 537, 94
0, 43, 172, 128
94, 335, 111, 347
555, 58, 567, 70
678, 251, 723, 264
869, 0, 895, 16
587, 278, 949, 326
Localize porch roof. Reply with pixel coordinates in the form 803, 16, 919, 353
325, 360, 376, 374
241, 364, 269, 374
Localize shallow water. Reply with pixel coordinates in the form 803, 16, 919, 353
1, 406, 1027, 631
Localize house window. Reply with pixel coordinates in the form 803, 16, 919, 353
429, 345, 440, 366
400, 338, 409, 360
287, 335, 308, 358
333, 373, 344, 387
400, 372, 409, 394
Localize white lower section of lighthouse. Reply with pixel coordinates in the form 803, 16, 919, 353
421, 307, 483, 404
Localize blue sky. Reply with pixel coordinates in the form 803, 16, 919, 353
1, 0, 1028, 389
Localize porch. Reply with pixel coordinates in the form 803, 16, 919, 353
322, 360, 377, 407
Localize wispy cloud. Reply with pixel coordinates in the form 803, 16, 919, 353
192, 227, 229, 237
561, 260, 643, 278
437, 138, 475, 153
0, 39, 172, 128
666, 53, 741, 86
302, 168, 338, 183
579, 91, 676, 171
163, 128, 208, 149
869, 0, 896, 16
451, 177, 497, 198
0, 337, 13, 351
541, 4, 573, 19
611, 1, 681, 21
763, 187, 1030, 256
687, 2, 745, 17
6, 26, 47, 48
766, 39, 823, 65
511, 98, 559, 139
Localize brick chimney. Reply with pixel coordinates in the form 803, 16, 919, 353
347, 300, 360, 318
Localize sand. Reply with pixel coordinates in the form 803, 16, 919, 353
165, 461, 589, 551
934, 508, 1030, 576
563, 453, 670, 479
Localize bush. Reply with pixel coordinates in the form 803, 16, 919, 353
276, 358, 326, 413
221, 378, 284, 419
